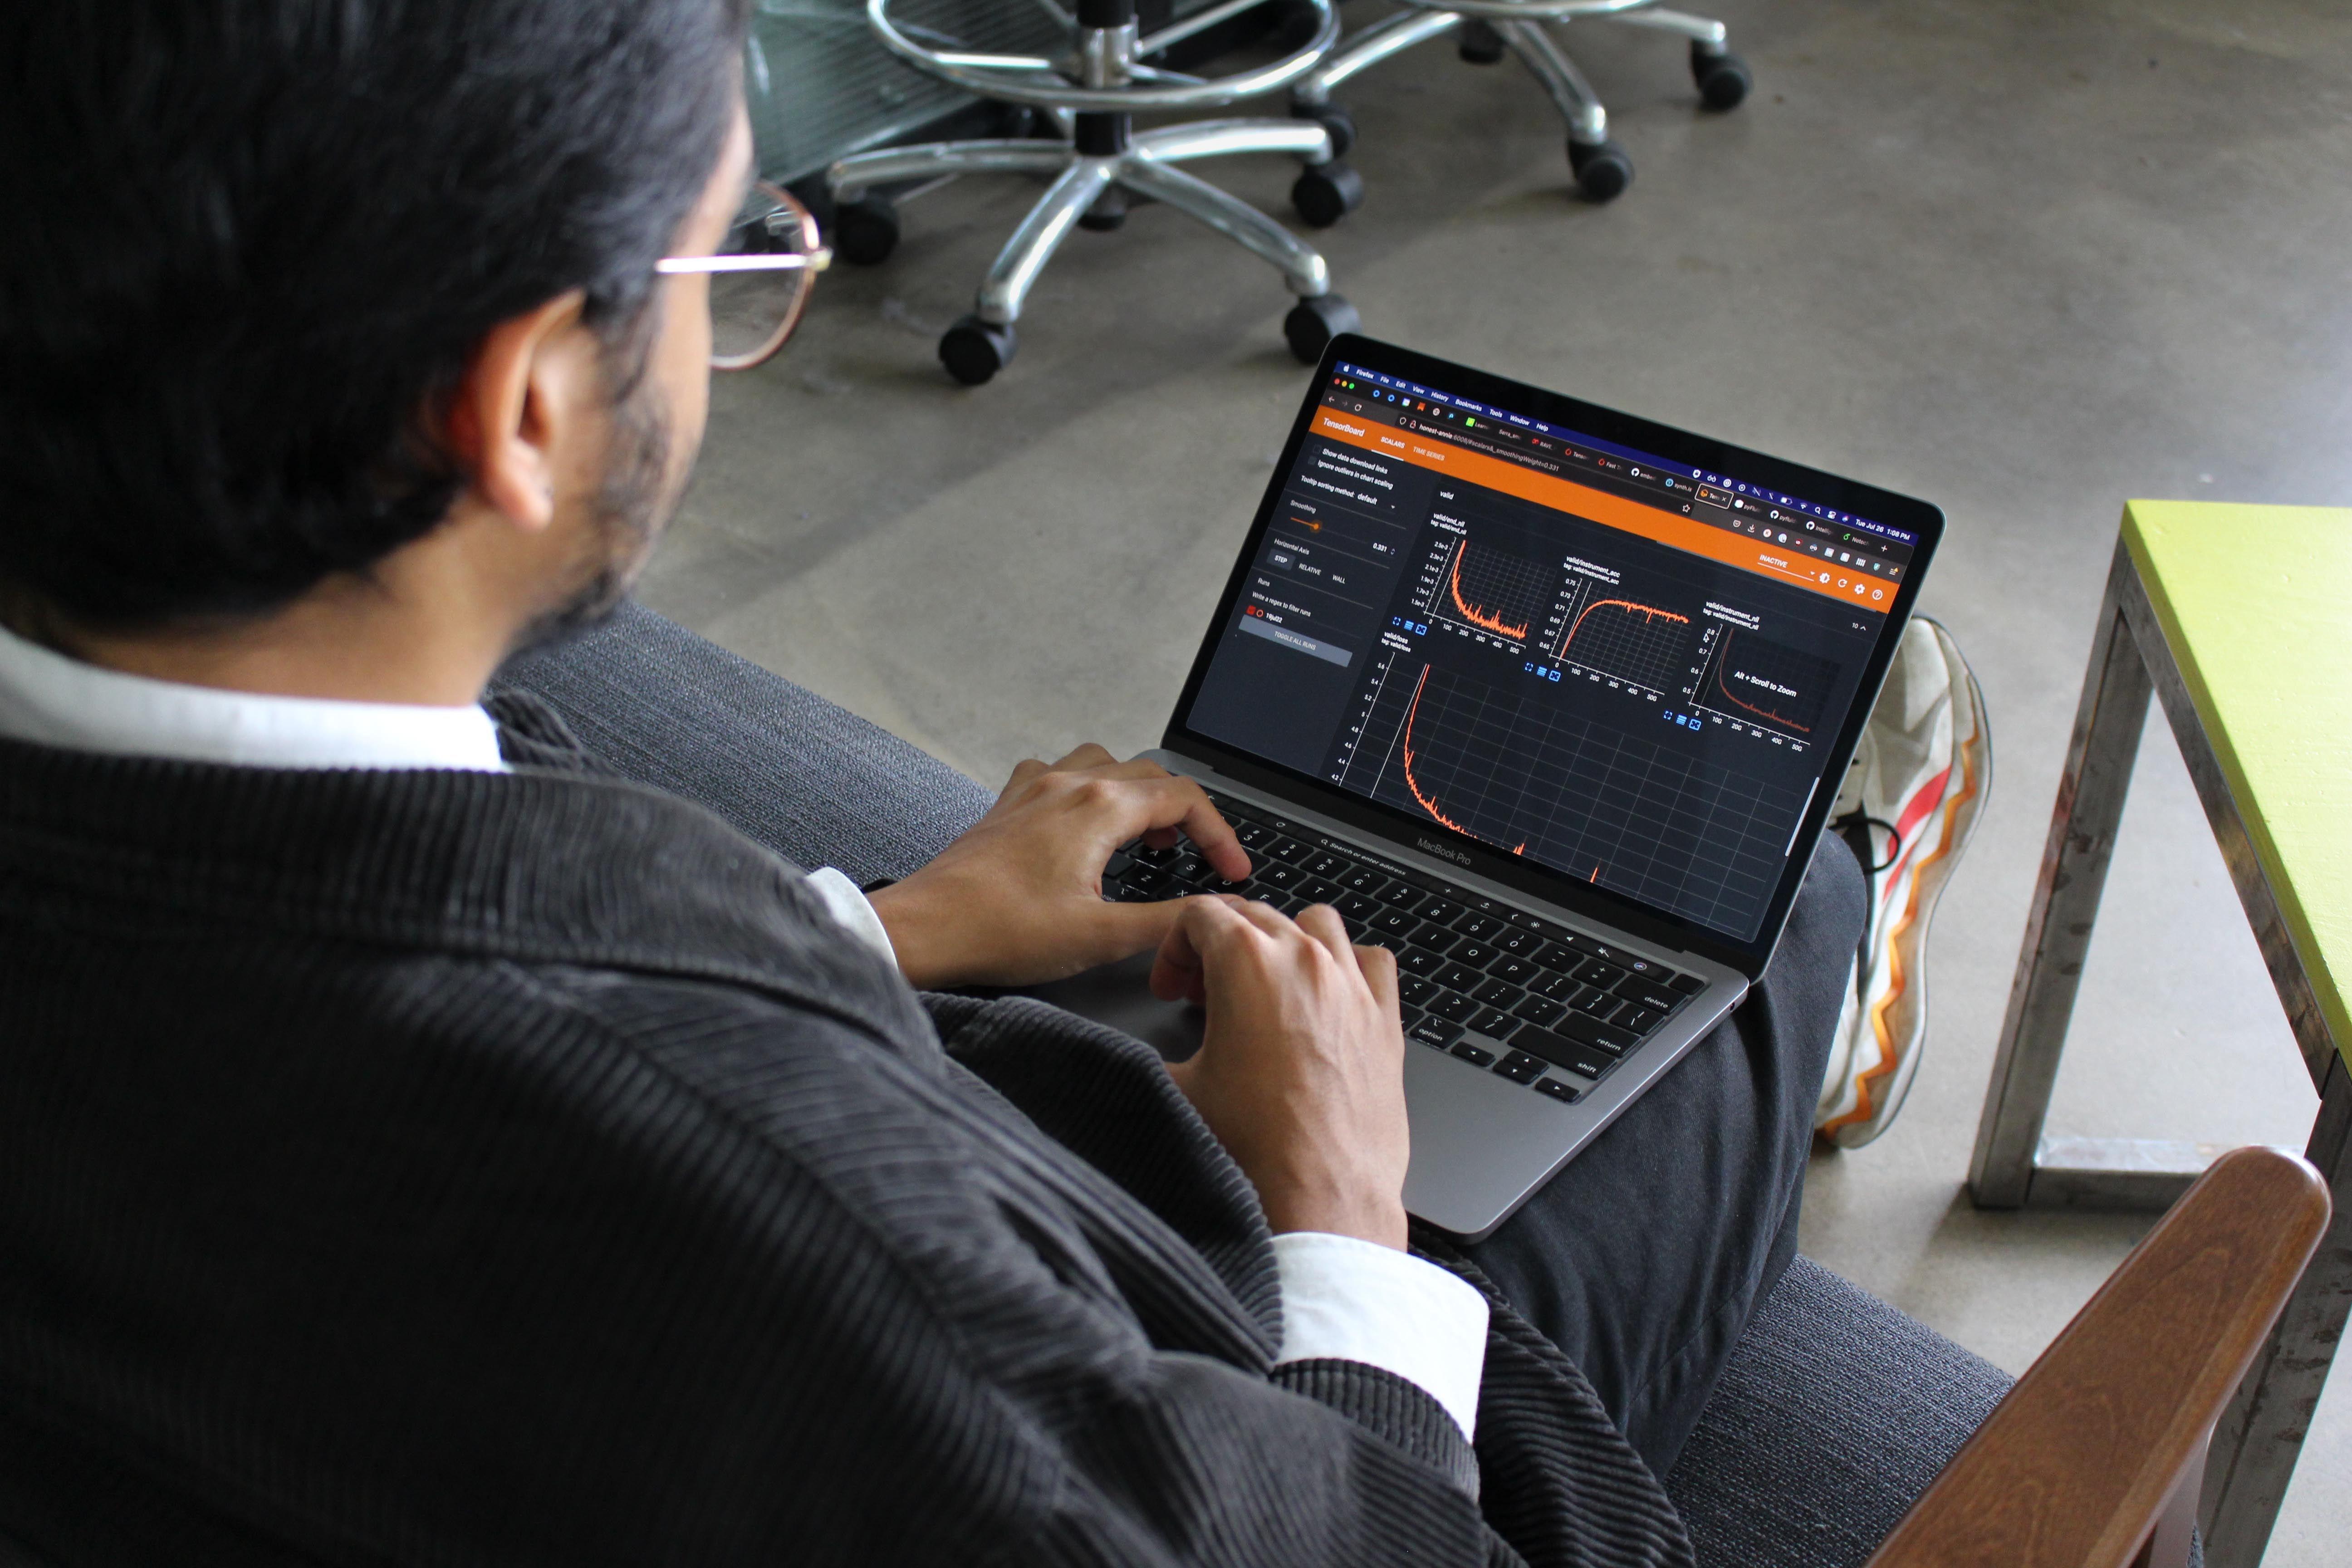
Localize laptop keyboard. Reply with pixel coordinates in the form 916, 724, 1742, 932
1104, 790, 1706, 1106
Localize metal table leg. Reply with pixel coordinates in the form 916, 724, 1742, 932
1968, 532, 2351, 1562
1968, 541, 2158, 1209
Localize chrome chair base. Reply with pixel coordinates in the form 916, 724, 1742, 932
1290, 1, 1746, 205
829, 119, 1358, 383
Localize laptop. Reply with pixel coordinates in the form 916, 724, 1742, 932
1032, 335, 1943, 1240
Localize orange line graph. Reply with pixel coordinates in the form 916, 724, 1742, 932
1558, 597, 1690, 661
1447, 547, 1531, 640
1398, 668, 1473, 836
1713, 628, 1812, 733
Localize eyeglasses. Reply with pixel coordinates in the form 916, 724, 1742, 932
656, 181, 830, 371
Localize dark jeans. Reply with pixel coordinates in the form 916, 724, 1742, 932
498, 603, 1865, 1487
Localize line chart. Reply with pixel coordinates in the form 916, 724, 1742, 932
1426, 537, 1553, 642
1556, 597, 1692, 691
1361, 661, 1808, 937
1705, 627, 1838, 737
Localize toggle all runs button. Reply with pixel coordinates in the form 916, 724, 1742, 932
1237, 614, 1352, 667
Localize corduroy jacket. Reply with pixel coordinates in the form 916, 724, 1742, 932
0, 731, 1690, 1567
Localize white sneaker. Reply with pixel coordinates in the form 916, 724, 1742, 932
1814, 617, 1991, 1147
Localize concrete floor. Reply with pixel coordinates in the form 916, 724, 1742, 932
644, 0, 2351, 1557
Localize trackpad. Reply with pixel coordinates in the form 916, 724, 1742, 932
1024, 951, 1206, 1063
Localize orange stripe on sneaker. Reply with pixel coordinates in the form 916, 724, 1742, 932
1872, 764, 1955, 911
1819, 740, 1980, 1137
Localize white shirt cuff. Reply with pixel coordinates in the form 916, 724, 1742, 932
1270, 1231, 1490, 1441
804, 867, 897, 967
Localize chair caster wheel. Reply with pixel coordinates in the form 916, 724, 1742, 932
833, 194, 901, 265
1284, 294, 1360, 364
1568, 138, 1633, 201
1691, 44, 1751, 110
1291, 162, 1364, 229
1458, 20, 1505, 64
940, 316, 1016, 386
1290, 99, 1357, 160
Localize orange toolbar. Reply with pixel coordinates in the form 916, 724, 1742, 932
1310, 409, 1893, 611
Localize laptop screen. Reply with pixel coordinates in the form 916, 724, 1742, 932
1173, 341, 1935, 949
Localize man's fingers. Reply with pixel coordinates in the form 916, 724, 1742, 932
1063, 773, 1249, 883
1293, 903, 1357, 966
1352, 941, 1401, 1013
1048, 742, 1120, 773
1149, 895, 1250, 1002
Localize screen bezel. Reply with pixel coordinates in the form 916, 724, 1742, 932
1161, 333, 1946, 978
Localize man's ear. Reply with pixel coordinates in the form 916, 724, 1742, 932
441, 289, 595, 535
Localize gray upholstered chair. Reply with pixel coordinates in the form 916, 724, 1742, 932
500, 606, 2330, 1568
1, 606, 2327, 1567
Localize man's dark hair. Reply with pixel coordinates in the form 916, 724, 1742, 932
0, 0, 749, 630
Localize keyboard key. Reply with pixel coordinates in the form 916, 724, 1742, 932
1492, 1051, 1548, 1086
1337, 892, 1382, 922
1668, 972, 1705, 995
1400, 1007, 1425, 1032
1468, 1007, 1518, 1038
1573, 958, 1627, 990
1449, 941, 1495, 970
1550, 1010, 1638, 1054
1435, 964, 1485, 993
1490, 956, 1538, 987
1415, 898, 1464, 926
1512, 995, 1567, 1027
1305, 852, 1350, 880
1412, 927, 1461, 957
1494, 927, 1542, 957
1455, 913, 1505, 942
1533, 1077, 1583, 1105
1508, 1026, 1615, 1081
1122, 866, 1170, 896
1531, 941, 1580, 973
1410, 1018, 1464, 1050
1617, 1005, 1663, 1034
1131, 843, 1180, 867
1340, 867, 1388, 895
1615, 975, 1681, 1013
1263, 837, 1311, 865
1369, 908, 1419, 940
1450, 1041, 1497, 1068
1472, 978, 1523, 1009
1534, 972, 1582, 1003
1622, 956, 1663, 977
1295, 878, 1341, 905
1170, 851, 1209, 882
1398, 948, 1446, 977
1399, 975, 1439, 1007
1429, 991, 1479, 1024
1234, 821, 1277, 849
1569, 988, 1627, 1023
1376, 880, 1425, 907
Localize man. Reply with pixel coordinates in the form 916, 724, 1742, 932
0, 2, 1877, 1562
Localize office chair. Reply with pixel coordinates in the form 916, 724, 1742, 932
1287, 0, 1749, 211
827, 0, 1363, 385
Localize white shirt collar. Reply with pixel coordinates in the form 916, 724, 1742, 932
0, 622, 506, 773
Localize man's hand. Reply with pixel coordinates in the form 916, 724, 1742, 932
867, 744, 1250, 990
1154, 899, 1411, 1250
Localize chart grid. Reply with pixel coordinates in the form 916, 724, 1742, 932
1557, 597, 1692, 691
1362, 662, 1805, 937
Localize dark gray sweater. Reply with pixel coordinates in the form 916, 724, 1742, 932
0, 734, 1689, 1567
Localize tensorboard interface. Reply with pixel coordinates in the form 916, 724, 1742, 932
1182, 361, 1920, 943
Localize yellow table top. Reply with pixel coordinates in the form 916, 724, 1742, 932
2122, 501, 2352, 1071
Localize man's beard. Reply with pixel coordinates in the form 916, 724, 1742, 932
510, 377, 682, 655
